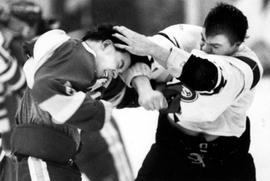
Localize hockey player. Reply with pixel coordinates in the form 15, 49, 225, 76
11, 24, 165, 181
113, 3, 263, 181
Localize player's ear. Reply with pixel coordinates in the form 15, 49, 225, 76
102, 39, 113, 49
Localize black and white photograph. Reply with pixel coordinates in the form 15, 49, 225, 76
0, 0, 269, 180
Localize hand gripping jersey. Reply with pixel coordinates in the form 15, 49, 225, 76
149, 24, 263, 137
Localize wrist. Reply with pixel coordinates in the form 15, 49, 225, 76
121, 63, 151, 87
132, 75, 153, 95
150, 43, 171, 68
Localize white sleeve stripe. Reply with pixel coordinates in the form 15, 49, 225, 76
0, 46, 11, 62
0, 118, 10, 133
0, 57, 8, 73
0, 149, 5, 162
0, 97, 4, 103
100, 120, 134, 180
214, 67, 222, 89
28, 157, 50, 181
90, 91, 101, 99
8, 70, 26, 91
82, 42, 96, 57
39, 91, 86, 124
0, 109, 8, 117
100, 100, 112, 124
0, 59, 18, 82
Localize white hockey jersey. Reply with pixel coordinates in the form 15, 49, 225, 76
149, 24, 263, 137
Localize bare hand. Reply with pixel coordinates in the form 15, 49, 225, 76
113, 25, 155, 56
138, 90, 168, 111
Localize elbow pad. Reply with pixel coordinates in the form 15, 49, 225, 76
180, 55, 218, 91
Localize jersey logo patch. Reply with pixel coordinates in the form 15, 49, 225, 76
180, 85, 198, 102
163, 81, 198, 103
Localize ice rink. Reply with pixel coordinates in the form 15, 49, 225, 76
113, 77, 270, 181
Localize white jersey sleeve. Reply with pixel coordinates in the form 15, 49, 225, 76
171, 48, 262, 136
148, 24, 202, 81
149, 24, 202, 52
148, 24, 263, 136
172, 50, 250, 123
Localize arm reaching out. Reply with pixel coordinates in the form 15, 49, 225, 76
113, 26, 171, 68
132, 75, 168, 110
113, 25, 190, 75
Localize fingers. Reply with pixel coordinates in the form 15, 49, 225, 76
138, 100, 152, 111
113, 25, 135, 36
148, 99, 168, 110
114, 43, 127, 49
112, 33, 130, 45
139, 92, 168, 111
114, 43, 134, 54
153, 97, 168, 110
113, 33, 135, 53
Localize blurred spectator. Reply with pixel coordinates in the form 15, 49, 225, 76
136, 0, 185, 35
50, 0, 185, 35
51, 0, 92, 32
0, 1, 29, 180
0, 1, 58, 180
236, 0, 270, 75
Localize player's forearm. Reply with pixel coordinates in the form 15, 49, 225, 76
132, 75, 153, 96
148, 42, 171, 68
150, 45, 191, 78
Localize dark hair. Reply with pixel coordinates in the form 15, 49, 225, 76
82, 24, 126, 46
203, 3, 248, 44
82, 24, 151, 67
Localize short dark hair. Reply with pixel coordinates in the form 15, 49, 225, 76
203, 3, 248, 44
82, 24, 126, 46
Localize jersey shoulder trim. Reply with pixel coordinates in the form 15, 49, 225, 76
235, 56, 261, 89
156, 32, 181, 48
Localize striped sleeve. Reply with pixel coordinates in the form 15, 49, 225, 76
0, 47, 26, 93
31, 78, 111, 132
0, 87, 10, 133
0, 106, 10, 134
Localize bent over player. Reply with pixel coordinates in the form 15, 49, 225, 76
11, 24, 164, 181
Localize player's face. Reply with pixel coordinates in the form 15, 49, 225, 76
98, 49, 131, 79
88, 39, 131, 78
200, 30, 239, 56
